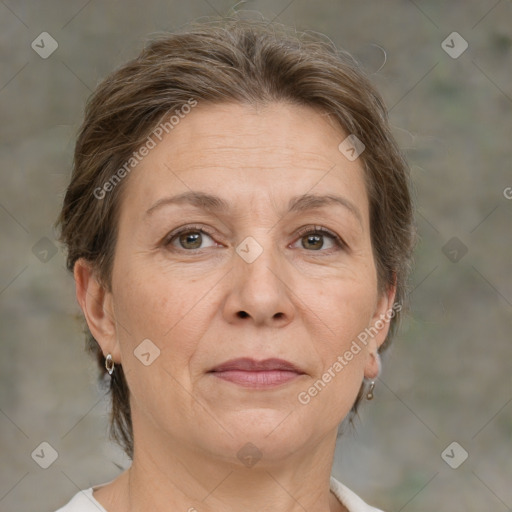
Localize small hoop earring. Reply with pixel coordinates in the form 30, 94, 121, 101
105, 354, 115, 375
366, 380, 375, 400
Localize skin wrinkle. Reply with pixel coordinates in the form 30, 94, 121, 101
75, 101, 396, 512
144, 191, 364, 234
143, 203, 363, 253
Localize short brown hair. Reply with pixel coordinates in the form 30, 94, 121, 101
56, 17, 416, 459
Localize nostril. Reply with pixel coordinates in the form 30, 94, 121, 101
238, 311, 249, 318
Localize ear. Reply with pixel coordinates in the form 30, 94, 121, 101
73, 258, 121, 363
364, 276, 398, 379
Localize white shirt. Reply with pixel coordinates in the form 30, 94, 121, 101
55, 476, 384, 512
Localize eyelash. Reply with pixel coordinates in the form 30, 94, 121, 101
295, 225, 346, 252
163, 224, 346, 253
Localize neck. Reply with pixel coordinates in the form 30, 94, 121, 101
114, 421, 345, 512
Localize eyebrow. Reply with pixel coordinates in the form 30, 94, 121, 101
145, 191, 363, 226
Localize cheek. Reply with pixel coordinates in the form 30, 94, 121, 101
114, 255, 178, 332
112, 262, 208, 368
299, 275, 375, 400
306, 274, 376, 344
295, 280, 374, 420
111, 268, 204, 421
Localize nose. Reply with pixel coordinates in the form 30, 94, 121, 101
221, 236, 295, 328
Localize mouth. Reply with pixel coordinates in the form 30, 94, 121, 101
208, 358, 306, 389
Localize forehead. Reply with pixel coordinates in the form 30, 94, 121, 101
119, 102, 369, 225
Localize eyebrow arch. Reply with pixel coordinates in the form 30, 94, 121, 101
145, 191, 363, 226
288, 193, 363, 226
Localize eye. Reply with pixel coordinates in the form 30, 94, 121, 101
292, 225, 346, 252
164, 225, 218, 251
162, 224, 346, 253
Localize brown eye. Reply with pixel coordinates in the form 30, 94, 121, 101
301, 233, 325, 251
165, 226, 217, 251
293, 226, 345, 252
178, 231, 203, 249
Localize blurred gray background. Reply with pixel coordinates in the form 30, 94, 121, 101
1, 1, 511, 511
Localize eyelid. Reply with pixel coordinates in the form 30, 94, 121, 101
161, 223, 347, 252
293, 224, 347, 251
162, 223, 217, 247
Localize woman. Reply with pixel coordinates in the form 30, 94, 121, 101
55, 17, 416, 512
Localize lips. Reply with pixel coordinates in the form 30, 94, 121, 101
209, 357, 305, 373
208, 358, 306, 388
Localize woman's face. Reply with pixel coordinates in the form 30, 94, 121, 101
102, 102, 395, 463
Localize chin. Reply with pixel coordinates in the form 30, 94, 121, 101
200, 408, 322, 464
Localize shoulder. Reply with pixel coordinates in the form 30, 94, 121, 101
330, 476, 385, 512
54, 487, 108, 512
57, 477, 380, 512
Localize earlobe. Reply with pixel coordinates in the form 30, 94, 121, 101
364, 352, 382, 380
73, 258, 120, 361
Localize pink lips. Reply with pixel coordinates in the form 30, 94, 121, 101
208, 358, 306, 388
